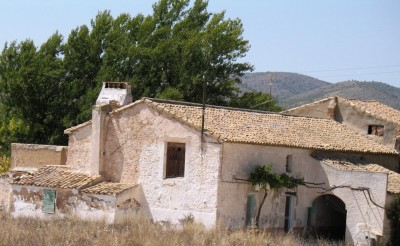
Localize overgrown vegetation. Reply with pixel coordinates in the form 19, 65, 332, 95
387, 194, 400, 246
0, 212, 345, 246
0, 155, 10, 173
248, 165, 304, 226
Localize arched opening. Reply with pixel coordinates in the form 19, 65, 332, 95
309, 194, 346, 240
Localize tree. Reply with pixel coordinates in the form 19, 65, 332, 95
248, 165, 304, 227
228, 92, 283, 111
0, 0, 283, 158
0, 34, 68, 153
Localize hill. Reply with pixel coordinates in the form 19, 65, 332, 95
239, 72, 400, 110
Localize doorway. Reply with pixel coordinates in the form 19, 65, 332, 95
310, 194, 346, 240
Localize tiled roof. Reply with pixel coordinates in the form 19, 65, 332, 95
320, 158, 400, 194
128, 98, 396, 154
284, 96, 400, 125
64, 120, 92, 134
343, 98, 400, 125
81, 182, 137, 195
11, 166, 102, 189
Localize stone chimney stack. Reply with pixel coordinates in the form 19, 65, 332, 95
327, 97, 338, 120
90, 82, 132, 176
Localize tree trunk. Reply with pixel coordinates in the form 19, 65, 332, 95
256, 189, 268, 227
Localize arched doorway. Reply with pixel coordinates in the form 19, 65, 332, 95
309, 194, 346, 240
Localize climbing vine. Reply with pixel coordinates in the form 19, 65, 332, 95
387, 194, 400, 246
248, 165, 304, 226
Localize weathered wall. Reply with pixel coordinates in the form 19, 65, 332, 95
0, 176, 11, 212
66, 123, 92, 172
10, 185, 148, 223
286, 98, 400, 149
218, 143, 312, 230
320, 163, 387, 245
284, 99, 334, 119
335, 99, 399, 148
218, 143, 388, 245
115, 185, 152, 223
104, 103, 221, 227
11, 143, 68, 170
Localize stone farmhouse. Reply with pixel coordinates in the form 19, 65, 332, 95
284, 96, 400, 152
1, 83, 400, 245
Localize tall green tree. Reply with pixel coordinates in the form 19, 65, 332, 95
0, 0, 283, 157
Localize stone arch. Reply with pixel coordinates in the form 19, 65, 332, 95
309, 194, 347, 240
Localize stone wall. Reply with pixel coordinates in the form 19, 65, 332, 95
11, 143, 68, 170
10, 184, 145, 223
66, 123, 92, 172
104, 102, 221, 227
218, 143, 388, 245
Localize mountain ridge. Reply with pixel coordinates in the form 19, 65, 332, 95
239, 72, 400, 110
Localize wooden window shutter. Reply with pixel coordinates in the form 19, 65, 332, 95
166, 143, 185, 178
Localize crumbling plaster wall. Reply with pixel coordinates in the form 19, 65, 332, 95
104, 103, 221, 227
11, 143, 68, 170
218, 143, 388, 245
0, 177, 11, 212
10, 185, 144, 223
284, 99, 333, 119
335, 99, 398, 148
66, 123, 92, 172
320, 163, 387, 245
218, 143, 313, 230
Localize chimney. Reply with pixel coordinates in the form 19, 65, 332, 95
90, 82, 132, 176
327, 97, 338, 120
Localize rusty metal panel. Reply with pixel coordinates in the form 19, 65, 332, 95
42, 189, 56, 213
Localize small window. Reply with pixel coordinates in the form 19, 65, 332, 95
286, 155, 293, 173
395, 138, 400, 151
165, 142, 186, 178
42, 189, 56, 213
368, 125, 384, 136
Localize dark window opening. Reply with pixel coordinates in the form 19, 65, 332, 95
166, 142, 185, 178
105, 82, 126, 89
286, 155, 293, 173
368, 125, 384, 136
395, 138, 400, 151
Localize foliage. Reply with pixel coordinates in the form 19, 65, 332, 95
248, 165, 304, 226
0, 0, 283, 154
248, 165, 304, 189
228, 92, 283, 111
387, 194, 400, 246
0, 155, 10, 173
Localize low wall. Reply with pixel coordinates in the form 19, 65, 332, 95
11, 143, 68, 169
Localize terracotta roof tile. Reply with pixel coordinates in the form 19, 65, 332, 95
11, 166, 102, 189
320, 158, 400, 194
141, 99, 397, 155
81, 182, 137, 195
344, 98, 400, 125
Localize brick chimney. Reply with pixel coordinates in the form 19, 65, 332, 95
327, 97, 338, 120
90, 82, 132, 176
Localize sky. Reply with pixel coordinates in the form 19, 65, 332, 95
1, 0, 399, 87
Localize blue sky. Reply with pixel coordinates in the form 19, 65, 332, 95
1, 0, 399, 87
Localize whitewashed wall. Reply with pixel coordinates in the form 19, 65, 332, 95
104, 103, 221, 227
218, 143, 388, 245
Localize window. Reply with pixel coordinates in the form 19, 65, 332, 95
246, 194, 256, 226
165, 142, 186, 178
42, 189, 56, 213
286, 155, 293, 173
368, 125, 384, 136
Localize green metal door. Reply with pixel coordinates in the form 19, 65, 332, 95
43, 189, 56, 213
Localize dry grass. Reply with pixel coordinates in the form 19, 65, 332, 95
0, 212, 345, 246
